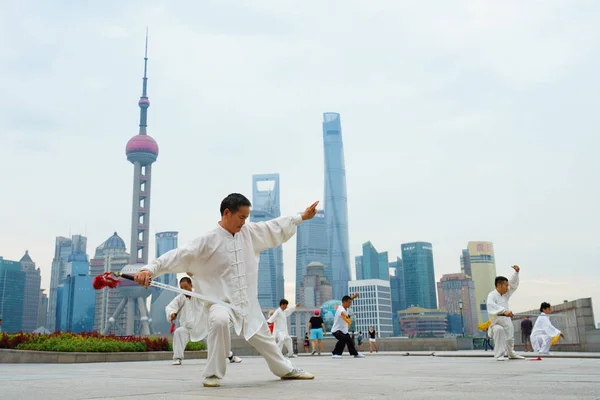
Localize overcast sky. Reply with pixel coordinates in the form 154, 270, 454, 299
1, 1, 599, 325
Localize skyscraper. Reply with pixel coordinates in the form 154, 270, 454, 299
126, 32, 158, 265
401, 242, 437, 309
295, 209, 329, 303
0, 257, 25, 333
389, 257, 406, 336
59, 252, 96, 333
19, 251, 41, 332
250, 173, 283, 308
149, 231, 179, 334
323, 112, 351, 300
89, 232, 130, 335
299, 262, 332, 308
357, 242, 390, 281
37, 289, 48, 329
436, 273, 478, 336
461, 241, 497, 324
47, 235, 87, 331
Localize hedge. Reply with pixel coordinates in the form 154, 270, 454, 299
0, 332, 206, 352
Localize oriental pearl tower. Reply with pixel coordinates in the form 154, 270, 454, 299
104, 32, 157, 335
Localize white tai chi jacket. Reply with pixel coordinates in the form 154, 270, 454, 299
531, 313, 561, 345
165, 291, 204, 341
267, 305, 296, 337
142, 215, 303, 341
486, 272, 519, 328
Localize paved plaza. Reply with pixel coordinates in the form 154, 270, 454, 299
1, 352, 599, 399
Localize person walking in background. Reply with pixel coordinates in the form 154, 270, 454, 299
307, 309, 326, 355
483, 331, 494, 351
520, 316, 533, 352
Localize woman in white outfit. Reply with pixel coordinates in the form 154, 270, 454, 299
531, 302, 564, 355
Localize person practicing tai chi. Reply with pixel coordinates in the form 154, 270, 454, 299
331, 293, 365, 359
531, 302, 564, 355
181, 273, 242, 364
135, 193, 318, 387
267, 299, 300, 358
485, 265, 526, 361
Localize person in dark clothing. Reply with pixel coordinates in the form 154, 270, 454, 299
521, 316, 533, 352
483, 331, 494, 351
331, 293, 365, 359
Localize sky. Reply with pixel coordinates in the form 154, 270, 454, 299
1, 1, 599, 325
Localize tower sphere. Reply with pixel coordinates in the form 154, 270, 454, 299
126, 134, 158, 164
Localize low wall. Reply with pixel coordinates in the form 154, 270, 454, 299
230, 336, 473, 356
0, 349, 206, 364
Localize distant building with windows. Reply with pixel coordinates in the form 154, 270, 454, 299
348, 279, 393, 337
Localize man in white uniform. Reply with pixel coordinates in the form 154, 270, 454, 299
166, 277, 241, 365
485, 265, 526, 361
531, 302, 564, 355
267, 299, 300, 358
135, 193, 317, 387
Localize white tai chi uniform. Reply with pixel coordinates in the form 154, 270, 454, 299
486, 272, 520, 359
165, 292, 204, 361
531, 313, 561, 354
267, 305, 297, 357
142, 215, 303, 379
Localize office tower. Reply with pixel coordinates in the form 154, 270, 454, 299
389, 257, 406, 336
402, 242, 437, 309
19, 251, 41, 332
250, 173, 283, 308
322, 112, 351, 300
0, 257, 25, 333
295, 209, 329, 302
149, 231, 179, 333
299, 262, 332, 307
461, 241, 497, 324
348, 279, 393, 337
436, 273, 478, 336
58, 252, 95, 332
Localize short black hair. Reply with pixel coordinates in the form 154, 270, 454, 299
495, 276, 508, 287
540, 302, 551, 312
220, 193, 251, 216
342, 295, 352, 302
279, 299, 289, 306
180, 277, 192, 285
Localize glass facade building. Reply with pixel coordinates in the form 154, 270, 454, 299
323, 112, 351, 300
402, 242, 437, 310
149, 231, 179, 334
461, 241, 497, 324
0, 258, 25, 333
251, 173, 284, 308
58, 253, 95, 333
357, 242, 390, 281
295, 209, 329, 303
436, 273, 478, 336
389, 258, 406, 336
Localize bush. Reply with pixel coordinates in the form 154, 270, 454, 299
0, 332, 172, 352
185, 341, 206, 351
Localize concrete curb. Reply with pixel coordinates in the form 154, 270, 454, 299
0, 349, 207, 363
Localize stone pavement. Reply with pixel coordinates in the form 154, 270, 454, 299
1, 352, 599, 399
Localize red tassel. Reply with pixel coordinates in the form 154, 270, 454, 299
170, 323, 176, 334
92, 272, 120, 290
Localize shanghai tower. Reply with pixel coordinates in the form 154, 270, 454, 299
322, 112, 351, 300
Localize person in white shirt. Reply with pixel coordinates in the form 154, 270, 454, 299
168, 276, 242, 365
267, 299, 300, 358
135, 193, 317, 387
531, 302, 564, 355
331, 293, 365, 359
485, 265, 526, 361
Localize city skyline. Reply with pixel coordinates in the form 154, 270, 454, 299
1, 2, 599, 325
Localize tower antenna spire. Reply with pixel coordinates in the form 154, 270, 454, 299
138, 28, 150, 135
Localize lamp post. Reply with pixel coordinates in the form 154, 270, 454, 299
458, 300, 465, 337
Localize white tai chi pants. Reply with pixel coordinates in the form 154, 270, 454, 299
274, 331, 294, 356
203, 304, 294, 379
173, 327, 191, 360
531, 333, 551, 353
489, 316, 517, 358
